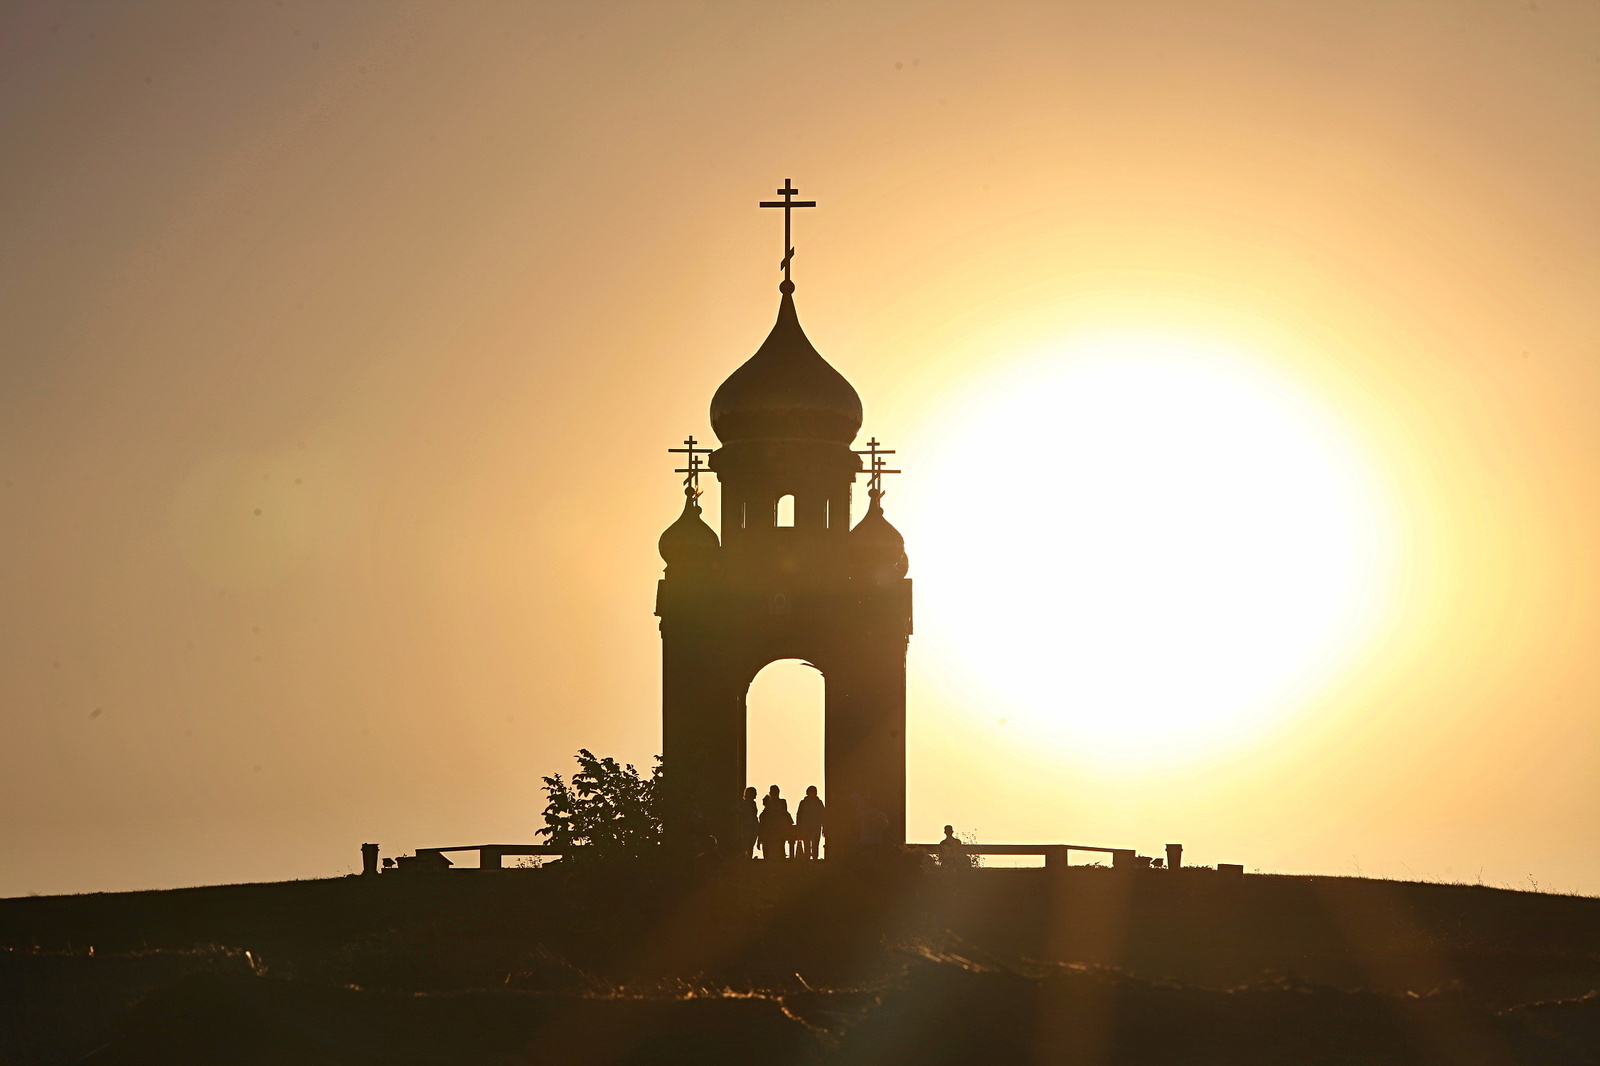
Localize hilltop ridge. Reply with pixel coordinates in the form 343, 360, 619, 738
4, 862, 1599, 1063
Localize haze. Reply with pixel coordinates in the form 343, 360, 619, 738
2, 0, 1598, 897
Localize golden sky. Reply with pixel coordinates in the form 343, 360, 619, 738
2, 0, 1598, 896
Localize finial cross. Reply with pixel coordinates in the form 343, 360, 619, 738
668, 436, 707, 500
853, 437, 901, 499
759, 178, 816, 286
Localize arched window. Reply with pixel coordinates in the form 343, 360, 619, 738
746, 659, 824, 818
776, 494, 795, 527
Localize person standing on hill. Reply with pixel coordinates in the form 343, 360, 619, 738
758, 785, 792, 860
795, 786, 826, 860
735, 787, 759, 859
939, 825, 969, 868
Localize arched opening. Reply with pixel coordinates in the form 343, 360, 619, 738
775, 494, 795, 527
745, 659, 824, 829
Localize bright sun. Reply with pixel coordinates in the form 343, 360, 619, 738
905, 334, 1394, 761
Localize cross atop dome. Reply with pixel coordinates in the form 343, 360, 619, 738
709, 180, 861, 446
668, 435, 707, 500
854, 438, 901, 500
759, 178, 816, 292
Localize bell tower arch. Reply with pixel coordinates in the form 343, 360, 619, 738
655, 181, 912, 855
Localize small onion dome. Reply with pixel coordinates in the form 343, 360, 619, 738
658, 496, 719, 566
710, 287, 863, 445
851, 494, 909, 578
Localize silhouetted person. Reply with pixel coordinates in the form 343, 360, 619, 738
796, 785, 826, 859
939, 824, 966, 868
735, 786, 759, 859
856, 793, 888, 856
759, 785, 792, 860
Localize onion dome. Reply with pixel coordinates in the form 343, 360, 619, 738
658, 496, 719, 566
851, 493, 909, 578
710, 285, 863, 445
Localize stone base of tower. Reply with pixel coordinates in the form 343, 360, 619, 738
658, 571, 911, 857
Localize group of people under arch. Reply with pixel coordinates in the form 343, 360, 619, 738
735, 784, 892, 860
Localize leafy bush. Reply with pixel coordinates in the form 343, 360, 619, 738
538, 749, 664, 856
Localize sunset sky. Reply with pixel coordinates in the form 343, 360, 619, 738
3, 0, 1598, 897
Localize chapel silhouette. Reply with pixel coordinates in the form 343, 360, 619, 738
656, 181, 913, 857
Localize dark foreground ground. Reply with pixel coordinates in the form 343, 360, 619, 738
4, 859, 1600, 1064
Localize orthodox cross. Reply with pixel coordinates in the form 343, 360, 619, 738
759, 178, 816, 286
853, 437, 901, 499
668, 436, 707, 500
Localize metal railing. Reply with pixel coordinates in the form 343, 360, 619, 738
907, 843, 1137, 870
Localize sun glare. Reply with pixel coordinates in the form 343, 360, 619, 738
906, 335, 1394, 762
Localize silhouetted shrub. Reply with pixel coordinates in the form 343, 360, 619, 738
539, 749, 664, 856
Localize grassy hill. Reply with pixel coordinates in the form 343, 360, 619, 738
4, 860, 1598, 1064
